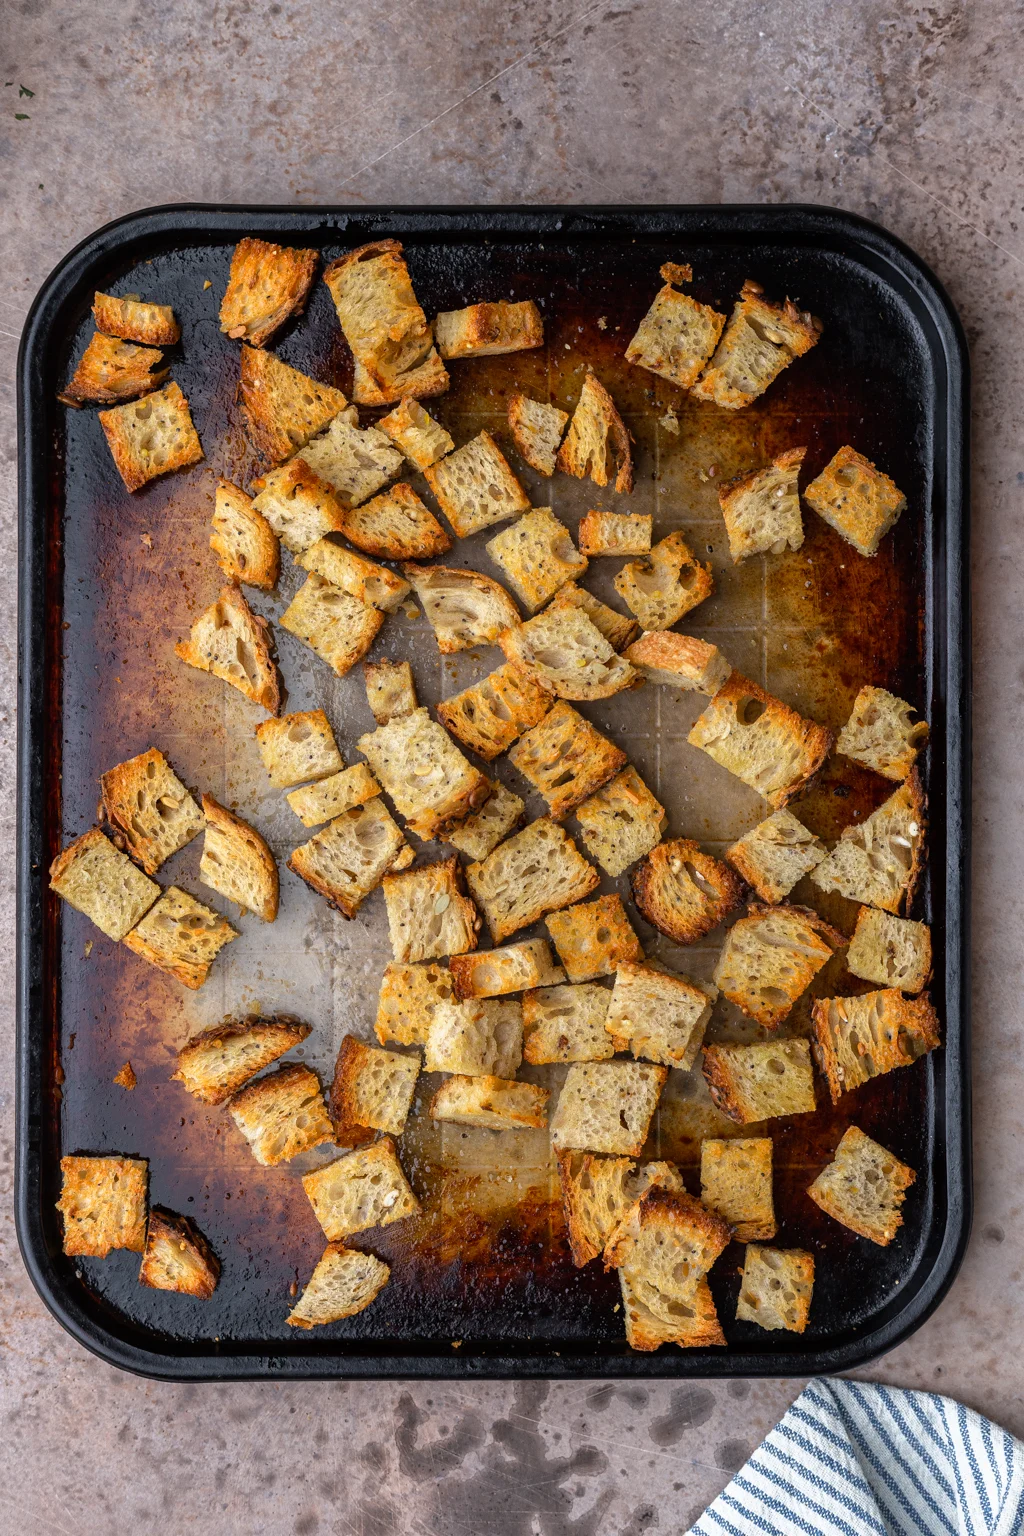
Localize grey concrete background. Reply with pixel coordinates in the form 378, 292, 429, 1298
1, 2, 1019, 1531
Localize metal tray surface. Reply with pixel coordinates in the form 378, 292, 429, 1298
16, 204, 970, 1379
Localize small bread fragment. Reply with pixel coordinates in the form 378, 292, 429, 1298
93, 290, 179, 345
436, 662, 552, 761
351, 351, 449, 407
701, 1138, 776, 1242
575, 767, 666, 878
625, 262, 726, 391
431, 1073, 549, 1130
557, 371, 633, 494
375, 961, 455, 1047
175, 584, 281, 714
523, 983, 613, 1065
713, 903, 845, 1030
578, 512, 652, 557
288, 800, 408, 918
99, 382, 203, 491
550, 1060, 667, 1156
557, 1153, 685, 1266
847, 907, 932, 993
702, 1038, 816, 1125
688, 673, 833, 809
100, 747, 203, 875
623, 630, 731, 695
364, 659, 418, 725
804, 446, 907, 557
139, 1209, 221, 1299
631, 839, 745, 946
811, 773, 926, 914
56, 1155, 148, 1257
718, 447, 806, 561
255, 709, 343, 789
172, 1015, 311, 1105
329, 1034, 420, 1141
510, 701, 626, 820
228, 1062, 333, 1166
47, 829, 157, 944
379, 396, 454, 470
342, 483, 452, 560
424, 996, 522, 1076
836, 686, 929, 780
424, 430, 530, 538
199, 794, 278, 922
724, 809, 827, 904
251, 460, 348, 554
507, 393, 568, 476
546, 582, 639, 652
691, 279, 822, 410
620, 1272, 726, 1351
219, 237, 317, 346
297, 415, 404, 509
450, 938, 564, 1000
382, 857, 480, 963
499, 608, 640, 702
606, 960, 715, 1071
211, 480, 280, 589
545, 894, 642, 983
357, 708, 492, 841
402, 563, 520, 652
286, 765, 380, 827
279, 572, 384, 678
323, 239, 433, 391
123, 886, 238, 989
113, 1062, 136, 1090
240, 345, 349, 465
486, 508, 588, 613
614, 532, 714, 630
302, 1136, 420, 1239
60, 333, 168, 407
435, 300, 543, 359
466, 818, 600, 943
298, 538, 409, 612
807, 1124, 915, 1245
287, 1244, 390, 1328
445, 779, 525, 861
736, 1245, 813, 1331
604, 1188, 731, 1315
811, 988, 941, 1104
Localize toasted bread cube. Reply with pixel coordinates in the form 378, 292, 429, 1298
251, 460, 348, 554
219, 237, 317, 346
403, 563, 520, 652
375, 961, 454, 1047
691, 280, 822, 409
808, 1125, 915, 1245
172, 1015, 311, 1105
298, 538, 409, 612
605, 1188, 731, 1316
351, 351, 449, 407
557, 371, 633, 494
329, 1034, 420, 1141
255, 709, 343, 789
701, 1138, 776, 1242
837, 686, 929, 780
435, 299, 543, 359
99, 382, 203, 492
424, 997, 522, 1076
736, 1245, 812, 1330
507, 393, 568, 476
240, 345, 349, 465
429, 1074, 548, 1131
725, 809, 827, 903
60, 332, 168, 407
606, 960, 715, 1070
437, 662, 553, 761
364, 659, 418, 725
56, 1155, 148, 1257
286, 765, 380, 827
557, 1153, 686, 1266
545, 894, 642, 983
343, 483, 451, 561
287, 1243, 390, 1328
546, 582, 639, 651
486, 509, 588, 613
688, 673, 833, 809
280, 572, 384, 678
378, 396, 454, 470
812, 773, 926, 914
323, 239, 433, 390
620, 1272, 726, 1351
614, 532, 713, 630
631, 839, 744, 946
623, 631, 732, 695
139, 1208, 221, 1298
445, 780, 525, 861
100, 747, 203, 875
501, 608, 640, 702
713, 904, 844, 1030
93, 290, 179, 345
718, 447, 806, 561
812, 988, 940, 1104
804, 446, 907, 557
702, 1039, 816, 1125
210, 480, 280, 589
199, 794, 278, 922
523, 983, 613, 1065
575, 767, 666, 878
510, 701, 626, 820
551, 1060, 667, 1156
450, 938, 564, 1000
578, 512, 652, 557
424, 430, 530, 538
289, 800, 407, 918
847, 907, 932, 993
382, 857, 480, 963
123, 886, 238, 989
625, 263, 726, 391
302, 1136, 420, 1239
466, 819, 600, 943
175, 584, 281, 713
228, 1062, 333, 1166
298, 415, 404, 509
357, 708, 491, 841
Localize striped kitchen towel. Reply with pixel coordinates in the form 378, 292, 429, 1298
688, 1377, 1024, 1536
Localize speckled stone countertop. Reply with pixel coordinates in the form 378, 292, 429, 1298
0, 3, 1017, 1531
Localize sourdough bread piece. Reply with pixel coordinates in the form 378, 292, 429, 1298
701, 1138, 776, 1242
279, 572, 384, 678
172, 1015, 311, 1105
364, 659, 418, 725
342, 484, 452, 560
402, 563, 520, 652
436, 662, 553, 761
322, 239, 433, 390
614, 532, 714, 630
93, 291, 179, 345
175, 584, 281, 714
620, 1271, 726, 1351
60, 333, 168, 406
725, 809, 827, 903
357, 708, 492, 840
255, 709, 343, 789
378, 396, 454, 470
606, 960, 716, 1071
219, 237, 317, 346
557, 371, 633, 494
383, 857, 480, 963
736, 1245, 813, 1330
444, 780, 525, 861
424, 430, 531, 538
847, 907, 932, 993
713, 903, 845, 1030
287, 1244, 390, 1328
199, 794, 279, 922
631, 839, 745, 946
702, 1038, 816, 1125
546, 894, 643, 983
804, 446, 907, 557
836, 686, 929, 780
486, 509, 588, 613
550, 1060, 667, 1156
240, 345, 349, 465
430, 1074, 549, 1130
352, 351, 449, 407
466, 818, 600, 943
123, 887, 238, 989
329, 1034, 420, 1141
56, 1155, 148, 1257
623, 631, 731, 695
435, 300, 543, 358
424, 997, 522, 1076
575, 766, 666, 877
303, 1137, 421, 1239
509, 701, 626, 820
228, 1062, 334, 1166
557, 1153, 685, 1266
812, 988, 941, 1104
139, 1209, 221, 1298
524, 983, 613, 1065
100, 747, 203, 874
99, 382, 203, 491
547, 582, 640, 652
49, 830, 161, 941
811, 773, 926, 914
604, 1188, 732, 1314
298, 538, 410, 612
375, 961, 455, 1047
450, 938, 564, 1000
691, 280, 822, 409
288, 800, 408, 919
286, 765, 381, 827
578, 512, 653, 557
500, 608, 640, 702
718, 446, 806, 561
297, 415, 405, 509
507, 393, 569, 475
807, 1124, 915, 1245
251, 459, 348, 553
624, 262, 727, 391
688, 673, 833, 808
211, 480, 280, 589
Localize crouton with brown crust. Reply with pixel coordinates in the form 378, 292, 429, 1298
219, 237, 317, 347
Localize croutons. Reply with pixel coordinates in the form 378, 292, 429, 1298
687, 673, 833, 809
444, 779, 525, 861
509, 701, 626, 819
99, 382, 203, 491
466, 819, 600, 943
631, 839, 744, 946
378, 396, 454, 470
287, 1244, 390, 1329
219, 237, 317, 346
255, 709, 343, 789
545, 894, 643, 983
624, 262, 726, 391
557, 1153, 684, 1266
175, 584, 281, 714
297, 415, 405, 509
302, 1136, 420, 1239
382, 857, 480, 963
342, 483, 452, 561
718, 447, 806, 561
500, 607, 640, 701
614, 532, 714, 630
807, 1124, 915, 1246
351, 351, 449, 407
139, 1209, 221, 1299
804, 446, 907, 557
847, 907, 932, 993
811, 773, 926, 914
691, 279, 822, 409
424, 430, 530, 538
557, 371, 633, 494
357, 707, 492, 841
623, 631, 731, 695
329, 1034, 420, 1141
507, 393, 568, 476
279, 572, 384, 678
60, 333, 168, 407
375, 961, 455, 1047
228, 1062, 334, 1166
100, 747, 203, 875
123, 887, 238, 990
724, 809, 827, 904
620, 1272, 725, 1351
286, 765, 380, 828
402, 564, 520, 652
700, 1138, 776, 1242
712, 904, 844, 1030
298, 538, 410, 612
811, 989, 941, 1104
578, 512, 652, 557
210, 480, 280, 590
436, 662, 553, 761
288, 800, 408, 919
56, 1155, 148, 1257
93, 290, 179, 345
546, 582, 639, 652
485, 509, 588, 613
424, 996, 522, 1076
550, 1061, 667, 1156
172, 1015, 311, 1105
575, 766, 666, 878
364, 659, 418, 725
736, 1245, 813, 1331
450, 938, 564, 1000
523, 983, 614, 1064
606, 960, 716, 1070
435, 300, 543, 359
323, 239, 434, 393
239, 345, 349, 465
702, 1038, 816, 1125
251, 459, 348, 554
604, 1188, 731, 1314
836, 686, 929, 780
199, 794, 279, 922
429, 1074, 549, 1131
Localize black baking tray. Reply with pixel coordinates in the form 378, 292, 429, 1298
16, 204, 970, 1380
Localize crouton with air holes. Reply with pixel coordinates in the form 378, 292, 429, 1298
837, 686, 929, 780
736, 1245, 813, 1331
123, 887, 238, 990
614, 532, 714, 630
219, 237, 317, 347
239, 345, 349, 466
724, 809, 827, 903
702, 1038, 816, 1125
175, 584, 281, 713
199, 795, 278, 922
250, 460, 348, 554
713, 904, 845, 1030
631, 839, 745, 946
100, 746, 203, 875
623, 631, 731, 695
382, 857, 480, 964
298, 538, 410, 612
322, 239, 434, 392
139, 1209, 221, 1299
510, 701, 626, 820
302, 1136, 420, 1240
450, 938, 564, 1000
288, 799, 408, 919
375, 961, 454, 1047
279, 573, 384, 678
172, 1015, 311, 1105
402, 564, 520, 652
358, 707, 492, 841
575, 767, 666, 878
364, 659, 418, 725
847, 907, 932, 993
507, 393, 568, 475
424, 430, 531, 538
56, 1155, 148, 1257
624, 262, 727, 391
701, 1138, 776, 1242
557, 1153, 685, 1266
255, 710, 343, 789
99, 382, 203, 492
430, 1074, 549, 1131
606, 960, 716, 1071
691, 279, 822, 410
444, 780, 525, 861
435, 300, 544, 359
379, 396, 454, 470
604, 1188, 732, 1318
523, 983, 614, 1064
424, 996, 522, 1076
211, 481, 279, 590
557, 371, 633, 494
343, 483, 451, 561
812, 989, 940, 1105
545, 894, 642, 983
807, 1125, 915, 1246
352, 351, 449, 407
228, 1062, 334, 1166
620, 1272, 726, 1351
287, 1244, 390, 1329
286, 764, 381, 827
500, 608, 640, 702
718, 446, 806, 561
486, 509, 588, 613
93, 290, 179, 345
298, 415, 405, 509
578, 512, 652, 557
547, 582, 639, 651
466, 818, 600, 943
804, 446, 907, 557
687, 673, 833, 809
60, 333, 169, 407
811, 772, 926, 914
550, 1060, 667, 1156
330, 1034, 420, 1142
51, 829, 159, 943
436, 662, 553, 762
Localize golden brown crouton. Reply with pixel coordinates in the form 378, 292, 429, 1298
323, 239, 433, 390
424, 996, 522, 1076
806, 1125, 915, 1245
363, 659, 418, 725
93, 290, 179, 345
846, 907, 932, 993
375, 961, 455, 1047
297, 415, 404, 509
545, 893, 642, 983
219, 237, 317, 347
172, 1015, 311, 1105
623, 630, 731, 695
123, 886, 239, 989
605, 960, 716, 1071
100, 746, 203, 875
403, 564, 520, 652
812, 988, 941, 1104
465, 818, 600, 943
691, 280, 822, 409
688, 673, 833, 809
836, 685, 929, 780
279, 572, 384, 678
604, 1188, 731, 1316
550, 1061, 667, 1157
286, 765, 381, 827
700, 1138, 776, 1242
507, 393, 568, 475
702, 1038, 816, 1125
620, 1272, 726, 1351
546, 582, 639, 652
299, 539, 409, 612
736, 1245, 813, 1330
382, 857, 481, 964
724, 809, 827, 904
486, 509, 588, 613
500, 607, 640, 701
444, 779, 525, 861
228, 1062, 334, 1166
351, 351, 449, 406
575, 766, 666, 877
437, 662, 553, 762
199, 794, 278, 922
56, 1155, 149, 1257
631, 839, 745, 945
557, 371, 633, 493
425, 430, 531, 538
357, 707, 492, 841
287, 1244, 390, 1328
330, 1034, 420, 1142
302, 1136, 420, 1239
288, 800, 408, 919
713, 903, 845, 1030
557, 1154, 683, 1266
251, 459, 349, 554
60, 333, 168, 407
625, 263, 726, 391
240, 345, 349, 465
614, 532, 714, 630
811, 772, 926, 914
429, 1074, 549, 1130
578, 512, 652, 557
343, 483, 452, 560
255, 710, 343, 789
509, 700, 626, 820
435, 300, 543, 358
49, 828, 160, 941
804, 446, 907, 557
210, 480, 280, 589
524, 985, 613, 1065
450, 938, 563, 1000
175, 584, 281, 714
139, 1208, 221, 1298
99, 382, 203, 492
718, 447, 806, 561
378, 396, 454, 470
